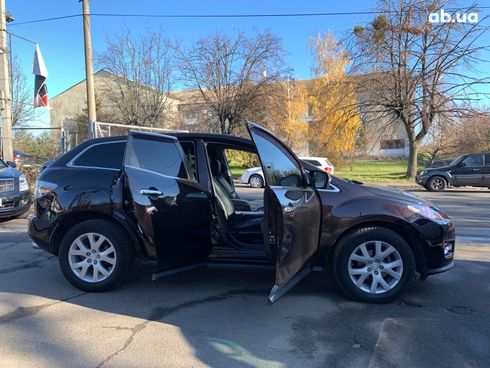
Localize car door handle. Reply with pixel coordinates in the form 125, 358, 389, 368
284, 205, 295, 217
140, 189, 163, 196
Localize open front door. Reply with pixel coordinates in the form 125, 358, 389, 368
246, 123, 322, 302
123, 131, 212, 274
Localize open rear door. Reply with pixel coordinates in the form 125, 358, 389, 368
246, 123, 322, 303
123, 131, 213, 275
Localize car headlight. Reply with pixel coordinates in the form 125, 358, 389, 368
407, 204, 450, 220
419, 170, 427, 176
19, 175, 29, 192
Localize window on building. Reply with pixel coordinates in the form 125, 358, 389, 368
380, 139, 405, 150
72, 141, 125, 169
182, 110, 197, 121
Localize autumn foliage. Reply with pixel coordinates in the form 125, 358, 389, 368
308, 32, 362, 163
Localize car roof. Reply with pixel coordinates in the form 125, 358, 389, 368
51, 132, 254, 167
83, 132, 253, 146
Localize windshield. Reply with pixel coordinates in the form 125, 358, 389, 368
449, 156, 464, 166
0, 160, 7, 169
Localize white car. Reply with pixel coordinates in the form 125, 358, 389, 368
241, 156, 334, 188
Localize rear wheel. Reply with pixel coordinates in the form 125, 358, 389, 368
249, 174, 264, 188
59, 220, 133, 292
427, 176, 446, 191
333, 227, 415, 303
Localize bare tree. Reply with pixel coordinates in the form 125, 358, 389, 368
178, 31, 290, 134
455, 110, 490, 153
11, 56, 34, 127
350, 0, 488, 177
96, 27, 175, 127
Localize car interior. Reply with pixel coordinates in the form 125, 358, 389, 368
205, 143, 266, 247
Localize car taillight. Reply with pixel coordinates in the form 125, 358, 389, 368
34, 180, 58, 200
324, 167, 332, 173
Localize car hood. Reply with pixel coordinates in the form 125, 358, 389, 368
361, 185, 437, 208
0, 166, 20, 178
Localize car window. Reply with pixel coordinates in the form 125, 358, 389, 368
127, 137, 188, 179
180, 141, 198, 179
304, 159, 321, 166
485, 154, 490, 166
252, 130, 303, 187
0, 160, 6, 169
72, 141, 125, 169
461, 154, 483, 167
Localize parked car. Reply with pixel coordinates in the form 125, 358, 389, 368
416, 153, 490, 191
241, 156, 334, 188
300, 156, 334, 174
29, 123, 455, 303
0, 159, 31, 219
13, 149, 36, 168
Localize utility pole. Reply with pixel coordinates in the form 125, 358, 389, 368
0, 0, 12, 161
82, 0, 96, 139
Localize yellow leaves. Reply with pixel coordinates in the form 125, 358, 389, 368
309, 32, 362, 161
282, 81, 309, 150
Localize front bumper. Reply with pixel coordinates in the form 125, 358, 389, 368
415, 175, 429, 187
412, 217, 456, 276
0, 191, 31, 218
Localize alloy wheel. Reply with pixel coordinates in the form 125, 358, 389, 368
430, 178, 445, 191
250, 175, 263, 188
348, 240, 403, 294
68, 232, 117, 283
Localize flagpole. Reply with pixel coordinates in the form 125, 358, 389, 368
82, 0, 96, 139
0, 0, 13, 161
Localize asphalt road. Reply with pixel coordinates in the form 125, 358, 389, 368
0, 188, 489, 368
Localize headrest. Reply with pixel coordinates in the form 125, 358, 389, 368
210, 159, 221, 176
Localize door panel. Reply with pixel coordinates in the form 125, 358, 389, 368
452, 154, 484, 186
484, 154, 490, 186
123, 131, 212, 272
247, 123, 322, 302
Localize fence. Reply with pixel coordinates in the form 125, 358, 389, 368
93, 121, 188, 138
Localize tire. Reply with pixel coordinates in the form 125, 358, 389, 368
58, 219, 134, 292
427, 176, 446, 191
333, 226, 415, 303
249, 174, 264, 188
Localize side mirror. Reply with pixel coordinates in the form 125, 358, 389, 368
308, 170, 330, 189
6, 160, 16, 168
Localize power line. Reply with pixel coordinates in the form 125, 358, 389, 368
9, 6, 490, 26
9, 14, 80, 26
7, 31, 36, 44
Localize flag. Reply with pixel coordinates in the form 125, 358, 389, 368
33, 44, 48, 107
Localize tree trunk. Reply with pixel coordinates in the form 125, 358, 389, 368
406, 140, 418, 178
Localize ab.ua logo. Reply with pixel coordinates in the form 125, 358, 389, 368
429, 9, 478, 23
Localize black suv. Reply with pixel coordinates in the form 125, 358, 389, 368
29, 124, 455, 303
416, 153, 490, 191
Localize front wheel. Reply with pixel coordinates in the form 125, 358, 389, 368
427, 176, 446, 191
249, 174, 264, 188
333, 227, 415, 303
58, 220, 134, 292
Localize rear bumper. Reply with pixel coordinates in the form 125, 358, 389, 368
28, 214, 57, 255
0, 191, 31, 218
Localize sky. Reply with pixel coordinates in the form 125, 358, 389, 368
6, 0, 490, 127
